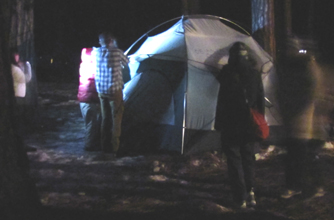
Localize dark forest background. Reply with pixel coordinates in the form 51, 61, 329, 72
33, 0, 334, 82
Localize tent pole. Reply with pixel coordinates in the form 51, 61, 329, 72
181, 91, 187, 155
125, 14, 251, 56
181, 62, 188, 155
181, 16, 188, 155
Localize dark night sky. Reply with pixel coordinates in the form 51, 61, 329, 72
33, 0, 334, 81
34, 0, 251, 57
34, 0, 253, 51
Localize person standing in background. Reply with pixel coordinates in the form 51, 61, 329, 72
11, 48, 32, 100
93, 32, 129, 156
276, 36, 325, 199
215, 42, 265, 209
77, 48, 101, 151
11, 47, 35, 152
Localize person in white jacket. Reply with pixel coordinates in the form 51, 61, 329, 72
11, 48, 35, 152
11, 49, 32, 98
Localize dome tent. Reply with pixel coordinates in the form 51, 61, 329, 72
120, 15, 273, 155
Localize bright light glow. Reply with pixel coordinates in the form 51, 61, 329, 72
191, 160, 201, 166
324, 142, 334, 149
149, 175, 168, 182
312, 187, 326, 198
79, 48, 95, 86
299, 49, 307, 54
50, 58, 53, 64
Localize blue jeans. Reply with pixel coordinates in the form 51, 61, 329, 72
99, 90, 124, 153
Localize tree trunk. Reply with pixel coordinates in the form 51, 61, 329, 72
308, 0, 315, 39
284, 0, 292, 35
251, 0, 276, 61
181, 0, 200, 15
0, 0, 41, 219
10, 0, 39, 126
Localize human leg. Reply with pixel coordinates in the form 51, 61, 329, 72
304, 139, 325, 196
110, 89, 124, 153
281, 138, 306, 198
13, 97, 36, 152
99, 94, 112, 152
14, 97, 26, 137
240, 142, 256, 206
222, 142, 247, 206
241, 142, 256, 192
80, 102, 101, 151
285, 138, 306, 191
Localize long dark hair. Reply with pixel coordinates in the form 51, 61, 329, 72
228, 42, 256, 68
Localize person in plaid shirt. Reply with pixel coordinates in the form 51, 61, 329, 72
92, 32, 129, 155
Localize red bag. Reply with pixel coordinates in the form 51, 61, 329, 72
250, 108, 269, 140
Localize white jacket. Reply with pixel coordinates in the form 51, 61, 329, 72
11, 63, 31, 97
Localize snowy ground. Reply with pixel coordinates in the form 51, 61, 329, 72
23, 81, 334, 220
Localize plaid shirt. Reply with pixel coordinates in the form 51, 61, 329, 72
93, 46, 129, 95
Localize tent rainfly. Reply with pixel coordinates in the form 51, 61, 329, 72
120, 15, 274, 155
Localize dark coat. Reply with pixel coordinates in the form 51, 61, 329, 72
214, 63, 265, 144
276, 55, 316, 139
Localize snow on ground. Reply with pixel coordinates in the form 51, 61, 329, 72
23, 81, 334, 220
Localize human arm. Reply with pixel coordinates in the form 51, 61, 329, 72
253, 72, 265, 115
23, 61, 32, 82
244, 70, 265, 114
108, 48, 129, 69
120, 51, 129, 67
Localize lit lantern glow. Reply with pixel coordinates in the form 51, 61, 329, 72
299, 49, 307, 54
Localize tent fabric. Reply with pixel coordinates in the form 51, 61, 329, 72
131, 19, 186, 63
121, 15, 273, 155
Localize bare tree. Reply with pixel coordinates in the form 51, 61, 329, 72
284, 0, 292, 35
0, 0, 40, 219
181, 0, 200, 15
10, 0, 39, 125
308, 0, 315, 39
251, 0, 276, 61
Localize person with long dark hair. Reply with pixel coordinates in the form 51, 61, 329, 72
215, 42, 265, 208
